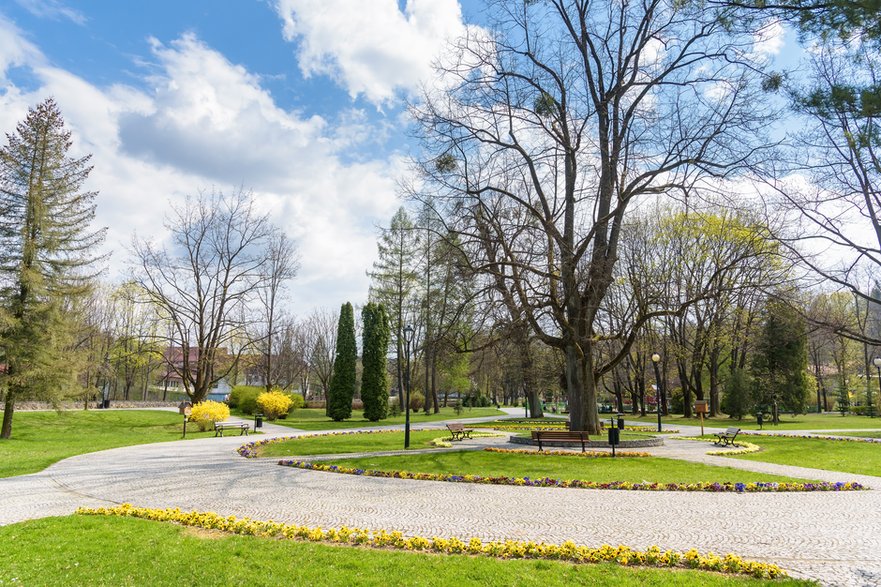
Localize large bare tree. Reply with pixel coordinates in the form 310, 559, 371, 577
413, 1, 776, 431
131, 188, 278, 403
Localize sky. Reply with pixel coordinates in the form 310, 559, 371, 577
0, 0, 802, 316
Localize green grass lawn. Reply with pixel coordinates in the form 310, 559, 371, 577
0, 409, 217, 478
719, 435, 881, 477
251, 406, 505, 430
258, 430, 459, 457
627, 413, 881, 431
835, 431, 881, 439
323, 450, 807, 484
0, 515, 810, 586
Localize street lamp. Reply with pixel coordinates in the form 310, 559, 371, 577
403, 324, 415, 449
651, 353, 663, 432
872, 357, 881, 419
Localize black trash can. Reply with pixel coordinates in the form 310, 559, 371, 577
102, 399, 110, 409
608, 427, 620, 446
255, 413, 263, 429
617, 414, 625, 430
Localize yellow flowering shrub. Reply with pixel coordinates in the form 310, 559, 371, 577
256, 390, 293, 420
188, 400, 230, 431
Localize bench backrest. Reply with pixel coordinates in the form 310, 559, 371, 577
726, 427, 740, 434
531, 430, 587, 439
447, 423, 464, 431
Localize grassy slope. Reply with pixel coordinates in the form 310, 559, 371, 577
720, 435, 881, 477
0, 410, 216, 478
258, 430, 459, 457
0, 516, 812, 587
324, 450, 808, 484
258, 407, 505, 431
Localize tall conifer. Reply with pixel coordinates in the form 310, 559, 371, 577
0, 98, 104, 438
361, 302, 390, 421
327, 302, 356, 421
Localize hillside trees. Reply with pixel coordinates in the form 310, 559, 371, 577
0, 98, 104, 438
413, 0, 777, 432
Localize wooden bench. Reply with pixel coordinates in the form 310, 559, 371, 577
713, 427, 740, 446
446, 422, 473, 441
214, 422, 250, 437
532, 430, 589, 452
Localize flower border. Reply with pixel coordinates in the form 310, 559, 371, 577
279, 460, 865, 492
76, 504, 787, 580
742, 431, 881, 444
678, 437, 762, 456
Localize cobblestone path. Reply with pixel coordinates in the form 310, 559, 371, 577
1, 413, 880, 586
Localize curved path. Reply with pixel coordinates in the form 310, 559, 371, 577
2, 414, 881, 587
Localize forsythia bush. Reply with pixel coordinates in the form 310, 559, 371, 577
256, 390, 293, 420
189, 400, 230, 431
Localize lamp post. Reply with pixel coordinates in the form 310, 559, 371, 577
403, 324, 414, 449
651, 353, 663, 432
872, 357, 881, 419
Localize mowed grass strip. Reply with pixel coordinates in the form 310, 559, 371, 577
721, 435, 881, 477
0, 409, 217, 478
259, 407, 505, 431
0, 515, 811, 587
257, 430, 458, 457
323, 451, 809, 484
627, 413, 881, 431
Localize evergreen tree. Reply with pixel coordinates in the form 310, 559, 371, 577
0, 98, 104, 439
721, 368, 751, 420
836, 381, 851, 415
327, 302, 356, 421
750, 298, 810, 419
367, 208, 419, 410
361, 302, 390, 421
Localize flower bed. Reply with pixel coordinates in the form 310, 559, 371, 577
485, 447, 651, 458
484, 423, 678, 434
76, 504, 787, 579
279, 460, 864, 492
430, 432, 504, 448
679, 437, 762, 456
742, 431, 881, 444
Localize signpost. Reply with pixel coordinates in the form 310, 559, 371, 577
694, 400, 708, 436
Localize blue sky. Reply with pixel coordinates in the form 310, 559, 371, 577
0, 0, 800, 315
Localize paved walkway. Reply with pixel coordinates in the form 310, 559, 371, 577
2, 412, 881, 586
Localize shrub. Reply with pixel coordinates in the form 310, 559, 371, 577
287, 393, 305, 412
408, 391, 425, 411
257, 390, 293, 420
228, 386, 262, 414
189, 400, 230, 431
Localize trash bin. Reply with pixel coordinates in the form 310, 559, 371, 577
255, 413, 263, 429
617, 414, 625, 430
102, 399, 110, 409
608, 427, 620, 446
757, 412, 764, 429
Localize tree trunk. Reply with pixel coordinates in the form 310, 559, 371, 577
1, 390, 15, 439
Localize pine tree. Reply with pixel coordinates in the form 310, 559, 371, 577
721, 368, 751, 420
0, 98, 104, 438
327, 302, 357, 421
367, 208, 419, 410
836, 381, 851, 416
361, 302, 390, 421
750, 298, 810, 418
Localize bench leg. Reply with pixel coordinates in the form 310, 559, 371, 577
537, 437, 544, 452
580, 435, 585, 453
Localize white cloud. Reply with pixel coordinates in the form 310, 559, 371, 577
0, 23, 403, 315
275, 0, 466, 104
753, 19, 786, 57
13, 0, 85, 25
